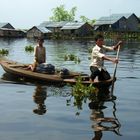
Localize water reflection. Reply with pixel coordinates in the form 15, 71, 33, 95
33, 85, 47, 115
0, 38, 17, 46
67, 83, 122, 139
89, 96, 122, 140
1, 72, 35, 85
1, 39, 140, 139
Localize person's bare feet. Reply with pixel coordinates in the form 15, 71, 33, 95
90, 78, 94, 83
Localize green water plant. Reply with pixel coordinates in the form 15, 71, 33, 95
25, 45, 34, 52
87, 47, 92, 60
88, 47, 92, 53
64, 53, 81, 63
66, 76, 99, 111
0, 49, 9, 56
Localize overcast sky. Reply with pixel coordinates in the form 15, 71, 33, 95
0, 0, 140, 29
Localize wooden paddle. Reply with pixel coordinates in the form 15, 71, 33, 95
110, 45, 121, 95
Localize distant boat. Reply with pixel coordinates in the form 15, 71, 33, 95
0, 60, 114, 87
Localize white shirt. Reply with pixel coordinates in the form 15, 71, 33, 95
90, 44, 114, 70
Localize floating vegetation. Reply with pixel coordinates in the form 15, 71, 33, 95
25, 45, 34, 52
87, 47, 92, 60
0, 49, 9, 56
88, 47, 92, 53
66, 76, 99, 111
64, 54, 81, 63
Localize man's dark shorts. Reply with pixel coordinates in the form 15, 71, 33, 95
90, 66, 111, 81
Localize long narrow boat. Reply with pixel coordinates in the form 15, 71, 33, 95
0, 60, 114, 87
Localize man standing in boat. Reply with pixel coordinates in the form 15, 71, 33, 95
90, 34, 122, 81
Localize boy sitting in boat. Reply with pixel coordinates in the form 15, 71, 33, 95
90, 34, 122, 81
27, 38, 46, 71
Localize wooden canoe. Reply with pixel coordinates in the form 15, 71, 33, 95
0, 60, 114, 87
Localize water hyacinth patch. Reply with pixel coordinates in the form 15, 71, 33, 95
25, 45, 34, 52
64, 53, 81, 63
0, 49, 9, 56
66, 76, 99, 110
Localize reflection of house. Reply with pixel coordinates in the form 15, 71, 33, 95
0, 22, 25, 37
26, 26, 52, 38
61, 22, 94, 37
94, 13, 140, 32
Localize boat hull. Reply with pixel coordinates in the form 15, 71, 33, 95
0, 60, 114, 87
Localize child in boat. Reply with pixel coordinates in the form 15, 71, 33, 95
90, 34, 122, 81
27, 38, 46, 71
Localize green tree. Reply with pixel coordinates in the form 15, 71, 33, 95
49, 5, 77, 21
80, 15, 96, 25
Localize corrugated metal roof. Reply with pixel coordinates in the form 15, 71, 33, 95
0, 28, 21, 31
61, 22, 86, 30
95, 17, 115, 25
28, 26, 51, 33
39, 21, 68, 28
110, 13, 132, 19
37, 26, 51, 33
94, 13, 133, 25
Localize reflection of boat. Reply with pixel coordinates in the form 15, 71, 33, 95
0, 60, 114, 86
